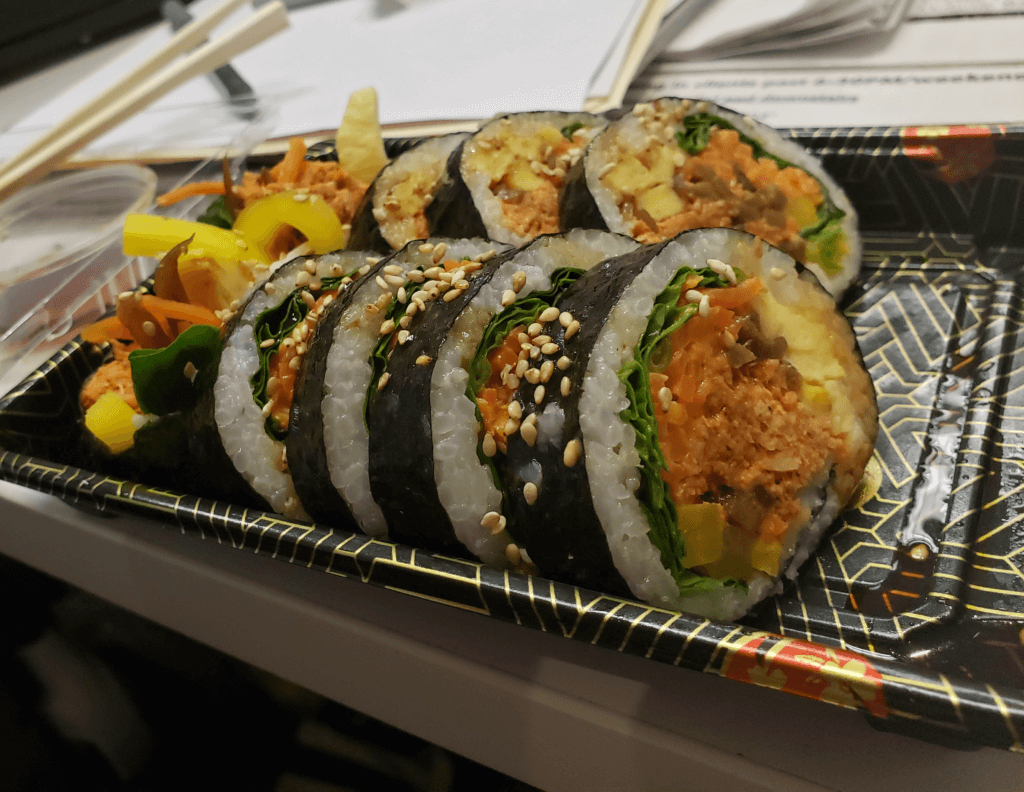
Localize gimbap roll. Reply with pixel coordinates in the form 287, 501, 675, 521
502, 228, 877, 619
426, 112, 607, 247
561, 98, 861, 297
347, 133, 470, 253
195, 249, 366, 520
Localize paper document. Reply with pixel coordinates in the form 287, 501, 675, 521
628, 15, 1024, 128
0, 0, 651, 164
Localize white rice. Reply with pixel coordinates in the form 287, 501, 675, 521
579, 227, 862, 620
431, 229, 638, 567
214, 251, 356, 521
321, 238, 501, 539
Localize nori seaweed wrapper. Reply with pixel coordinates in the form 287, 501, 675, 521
365, 240, 512, 553
502, 243, 665, 595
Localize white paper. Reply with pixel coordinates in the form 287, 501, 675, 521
0, 0, 639, 162
627, 16, 1024, 128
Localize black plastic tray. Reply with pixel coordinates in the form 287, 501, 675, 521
2, 123, 1023, 752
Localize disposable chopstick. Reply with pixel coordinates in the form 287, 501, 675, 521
0, 0, 250, 181
0, 1, 289, 205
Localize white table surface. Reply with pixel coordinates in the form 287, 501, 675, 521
1, 476, 1022, 791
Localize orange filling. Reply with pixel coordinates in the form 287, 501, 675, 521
266, 289, 338, 431
476, 325, 525, 453
80, 340, 141, 412
650, 278, 842, 581
496, 132, 580, 239
630, 129, 823, 260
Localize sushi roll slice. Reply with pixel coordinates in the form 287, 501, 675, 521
347, 133, 470, 253
502, 228, 877, 619
291, 238, 509, 539
426, 112, 607, 247
378, 229, 640, 567
194, 249, 367, 520
363, 237, 513, 552
561, 98, 861, 298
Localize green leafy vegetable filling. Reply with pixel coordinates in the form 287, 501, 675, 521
674, 112, 845, 244
560, 122, 585, 141
617, 266, 745, 596
129, 324, 222, 416
250, 272, 355, 439
198, 195, 233, 229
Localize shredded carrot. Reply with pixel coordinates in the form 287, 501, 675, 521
81, 315, 134, 345
272, 137, 307, 184
138, 295, 222, 328
707, 277, 764, 309
155, 180, 226, 207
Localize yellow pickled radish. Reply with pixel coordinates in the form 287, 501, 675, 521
177, 252, 259, 313
750, 535, 783, 577
84, 392, 139, 454
232, 190, 348, 261
123, 215, 251, 261
786, 194, 819, 230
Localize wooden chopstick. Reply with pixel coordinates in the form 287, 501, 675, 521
0, 1, 289, 205
0, 0, 251, 181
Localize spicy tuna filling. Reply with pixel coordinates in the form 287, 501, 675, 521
651, 277, 843, 582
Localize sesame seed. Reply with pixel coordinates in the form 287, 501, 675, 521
770, 267, 786, 280
539, 306, 560, 323
385, 274, 405, 287
541, 342, 559, 355
262, 401, 274, 417
506, 543, 522, 565
293, 192, 309, 202
501, 290, 516, 307
443, 289, 461, 302
229, 299, 240, 310
525, 368, 541, 385
375, 275, 389, 290
406, 269, 425, 283
512, 271, 526, 292
294, 271, 311, 287
432, 242, 447, 263
698, 294, 711, 317
508, 401, 522, 420
439, 270, 454, 284
539, 360, 554, 382
281, 338, 294, 349
724, 265, 737, 285
296, 342, 306, 355
377, 293, 392, 309
529, 345, 541, 360
658, 386, 672, 412
481, 511, 501, 529
504, 418, 519, 437
397, 287, 407, 303
479, 249, 496, 262
707, 258, 727, 274
399, 315, 411, 329
523, 482, 538, 505
301, 290, 316, 309
563, 439, 582, 467
359, 263, 373, 275
416, 355, 432, 366
418, 243, 434, 254
383, 264, 404, 276
528, 323, 543, 337
506, 373, 520, 389
532, 335, 551, 347
520, 421, 537, 446
515, 359, 529, 377
556, 356, 571, 370
365, 303, 380, 315
264, 282, 276, 295
323, 294, 335, 307
482, 433, 497, 457
289, 357, 300, 370
380, 319, 396, 334
424, 266, 443, 280
453, 279, 470, 290
685, 289, 703, 304
142, 320, 157, 337
534, 385, 545, 404
560, 377, 572, 397
304, 259, 318, 274
559, 312, 572, 328
183, 361, 198, 381
564, 320, 580, 340
260, 338, 276, 348
377, 372, 390, 390
406, 302, 419, 317
266, 376, 279, 395
397, 330, 410, 344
